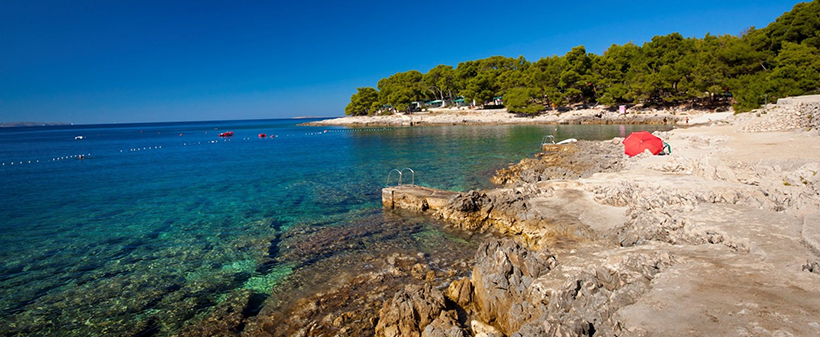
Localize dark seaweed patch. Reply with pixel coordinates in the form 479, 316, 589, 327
131, 317, 160, 337
241, 292, 268, 317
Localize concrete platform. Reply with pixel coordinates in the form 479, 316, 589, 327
381, 185, 457, 213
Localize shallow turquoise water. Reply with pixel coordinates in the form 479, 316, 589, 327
0, 119, 670, 335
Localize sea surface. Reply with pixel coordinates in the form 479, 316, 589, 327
0, 118, 670, 336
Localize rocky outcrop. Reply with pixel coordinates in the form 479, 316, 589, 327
409, 239, 678, 337
368, 239, 562, 337
375, 283, 448, 337
470, 239, 557, 334
803, 260, 820, 274
432, 185, 609, 250
492, 140, 625, 186
422, 310, 468, 337
583, 178, 766, 249
512, 251, 677, 337
445, 277, 473, 308
439, 190, 496, 231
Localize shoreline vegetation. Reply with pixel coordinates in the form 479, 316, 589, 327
341, 1, 819, 118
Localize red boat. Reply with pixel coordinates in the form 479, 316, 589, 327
259, 133, 267, 138
219, 131, 234, 137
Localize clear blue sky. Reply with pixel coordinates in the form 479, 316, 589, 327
0, 0, 803, 124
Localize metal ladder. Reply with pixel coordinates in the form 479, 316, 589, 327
386, 167, 415, 186
541, 135, 555, 145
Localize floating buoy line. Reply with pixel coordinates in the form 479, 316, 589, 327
318, 127, 397, 134
184, 138, 232, 146
2, 127, 400, 169
2, 153, 92, 167
122, 145, 163, 152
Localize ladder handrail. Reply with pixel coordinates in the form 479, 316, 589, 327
400, 167, 415, 185
541, 135, 555, 145
386, 169, 403, 186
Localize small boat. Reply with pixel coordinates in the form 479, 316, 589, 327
219, 131, 234, 137
74, 136, 84, 140
259, 133, 267, 138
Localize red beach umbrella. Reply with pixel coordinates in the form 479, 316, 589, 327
623, 131, 663, 157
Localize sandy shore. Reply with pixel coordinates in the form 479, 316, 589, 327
301, 107, 734, 128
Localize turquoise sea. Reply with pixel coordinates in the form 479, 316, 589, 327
0, 119, 670, 336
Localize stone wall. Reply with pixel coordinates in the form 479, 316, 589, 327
738, 96, 820, 133
813, 103, 820, 132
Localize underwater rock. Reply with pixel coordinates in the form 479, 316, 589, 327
179, 289, 261, 337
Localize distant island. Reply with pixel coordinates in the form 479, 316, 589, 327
0, 122, 71, 127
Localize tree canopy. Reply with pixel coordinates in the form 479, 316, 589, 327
348, 1, 820, 115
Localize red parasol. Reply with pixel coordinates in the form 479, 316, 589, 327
623, 131, 663, 157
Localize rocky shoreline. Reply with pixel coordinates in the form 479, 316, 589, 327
182, 97, 820, 336
370, 98, 820, 336
299, 107, 722, 128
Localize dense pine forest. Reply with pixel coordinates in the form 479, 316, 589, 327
346, 1, 820, 116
